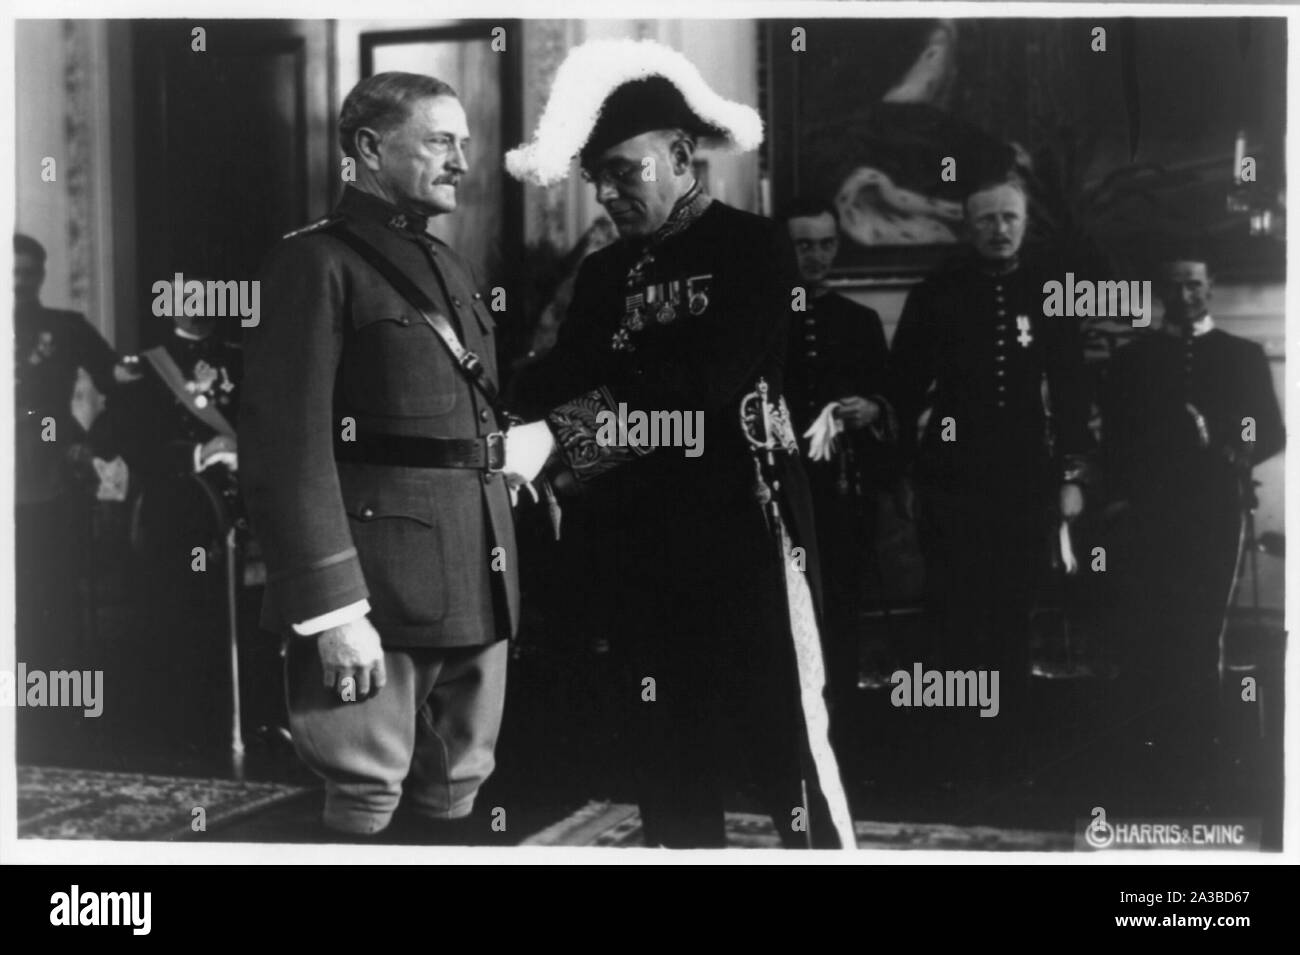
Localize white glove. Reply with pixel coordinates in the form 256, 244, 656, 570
92, 455, 129, 501
1059, 520, 1079, 576
802, 402, 844, 462
504, 420, 555, 503
198, 451, 239, 473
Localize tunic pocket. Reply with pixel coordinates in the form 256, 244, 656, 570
340, 468, 447, 625
344, 309, 458, 417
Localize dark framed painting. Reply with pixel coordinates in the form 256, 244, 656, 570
764, 18, 1286, 281
359, 22, 524, 288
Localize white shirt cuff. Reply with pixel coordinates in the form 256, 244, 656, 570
292, 599, 370, 636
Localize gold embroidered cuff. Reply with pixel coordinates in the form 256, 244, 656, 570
547, 387, 640, 482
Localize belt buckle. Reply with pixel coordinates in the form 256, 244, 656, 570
486, 432, 506, 472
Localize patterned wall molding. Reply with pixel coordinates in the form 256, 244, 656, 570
62, 20, 94, 319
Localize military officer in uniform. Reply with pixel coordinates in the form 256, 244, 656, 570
14, 233, 137, 668
118, 279, 243, 532
888, 178, 1091, 779
110, 284, 247, 742
1101, 250, 1284, 795
780, 197, 894, 701
507, 39, 856, 849
242, 72, 518, 841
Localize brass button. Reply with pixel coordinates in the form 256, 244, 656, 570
452, 296, 463, 308
482, 472, 495, 485
360, 506, 375, 519
479, 408, 490, 422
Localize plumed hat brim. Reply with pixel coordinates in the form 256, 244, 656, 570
506, 39, 763, 187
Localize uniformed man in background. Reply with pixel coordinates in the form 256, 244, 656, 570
780, 197, 894, 701
242, 72, 518, 842
888, 177, 1092, 781
507, 39, 856, 849
119, 280, 242, 488
112, 278, 247, 745
1101, 250, 1284, 803
14, 233, 137, 670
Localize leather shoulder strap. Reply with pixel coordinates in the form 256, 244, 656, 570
324, 221, 506, 418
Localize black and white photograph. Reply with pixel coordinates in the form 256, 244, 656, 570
1, 0, 1293, 877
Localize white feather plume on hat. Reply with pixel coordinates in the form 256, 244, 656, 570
505, 38, 764, 187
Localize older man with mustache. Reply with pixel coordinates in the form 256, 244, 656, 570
888, 177, 1093, 786
242, 72, 518, 843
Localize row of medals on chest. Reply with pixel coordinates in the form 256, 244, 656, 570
609, 269, 1038, 353
612, 253, 712, 352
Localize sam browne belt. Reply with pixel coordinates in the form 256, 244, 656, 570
334, 431, 506, 471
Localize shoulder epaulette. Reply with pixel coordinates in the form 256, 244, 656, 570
281, 214, 343, 240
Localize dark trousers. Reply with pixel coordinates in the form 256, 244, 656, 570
126, 475, 237, 746
915, 485, 1046, 772
613, 512, 837, 849
1120, 482, 1243, 755
15, 497, 88, 668
806, 463, 876, 700
15, 496, 90, 761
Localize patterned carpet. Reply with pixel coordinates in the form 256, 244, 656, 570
521, 800, 1073, 850
16, 765, 309, 841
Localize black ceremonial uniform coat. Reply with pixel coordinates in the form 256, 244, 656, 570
1101, 323, 1284, 732
784, 291, 892, 688
118, 331, 242, 484
526, 198, 830, 845
114, 330, 244, 580
532, 199, 820, 601
242, 186, 519, 648
1102, 325, 1284, 508
887, 256, 1091, 692
889, 256, 1091, 497
785, 290, 893, 490
14, 303, 120, 504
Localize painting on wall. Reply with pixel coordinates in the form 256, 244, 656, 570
765, 17, 1286, 280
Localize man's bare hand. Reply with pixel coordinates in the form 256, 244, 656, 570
834, 396, 880, 430
317, 617, 387, 700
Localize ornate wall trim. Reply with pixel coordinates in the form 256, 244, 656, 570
62, 20, 94, 319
